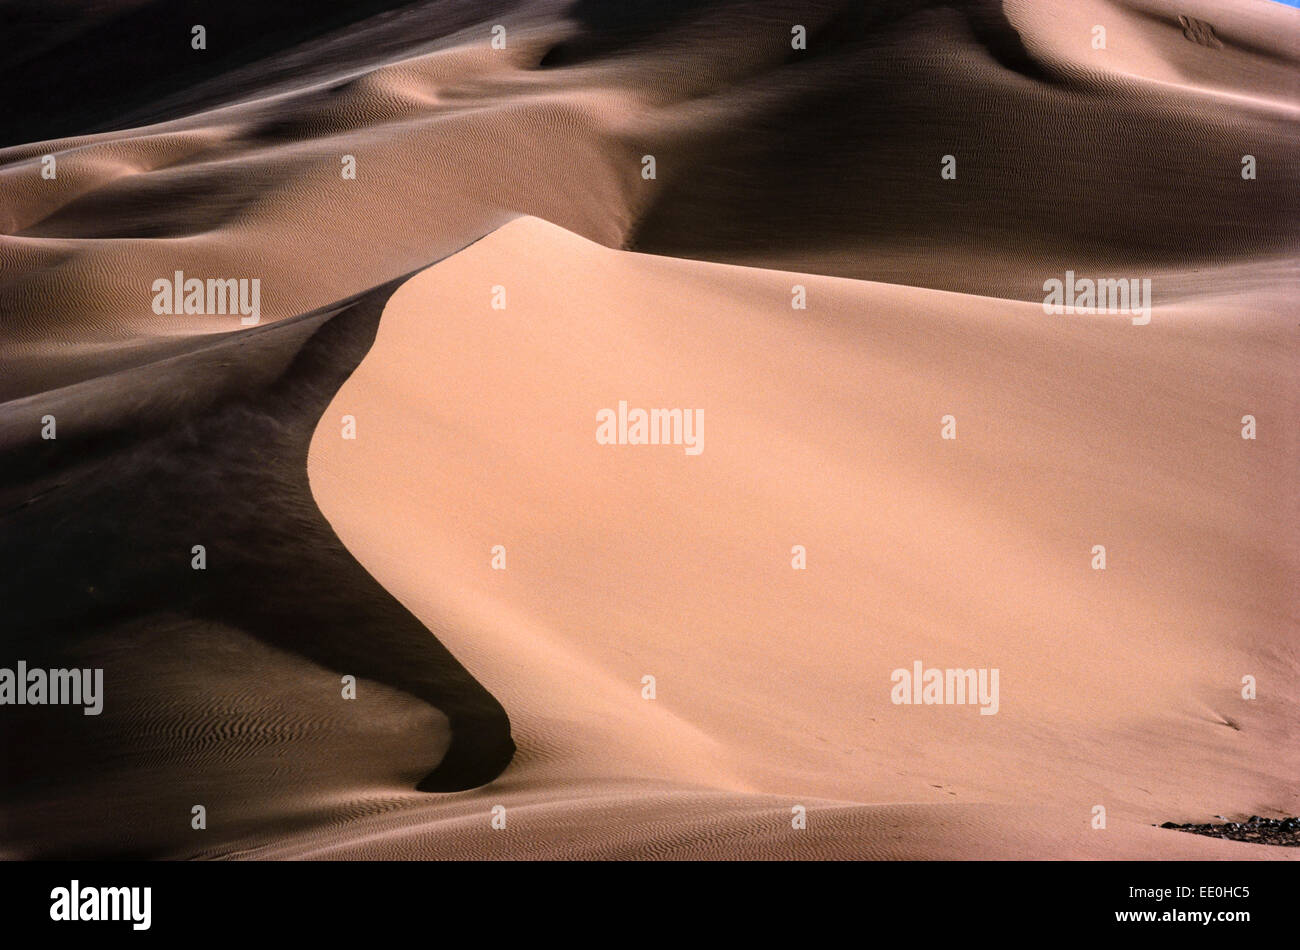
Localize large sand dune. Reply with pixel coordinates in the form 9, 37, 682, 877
297, 216, 1295, 859
1, 0, 1296, 858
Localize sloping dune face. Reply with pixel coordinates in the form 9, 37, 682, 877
304, 216, 1296, 859
1, 0, 1297, 859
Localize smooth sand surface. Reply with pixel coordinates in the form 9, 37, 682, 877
299, 216, 1296, 859
1, 0, 1296, 858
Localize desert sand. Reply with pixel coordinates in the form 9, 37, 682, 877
0, 0, 1296, 859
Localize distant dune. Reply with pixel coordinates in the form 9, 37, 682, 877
0, 0, 1296, 859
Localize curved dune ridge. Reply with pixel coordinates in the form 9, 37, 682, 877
0, 0, 1296, 858
297, 216, 1296, 859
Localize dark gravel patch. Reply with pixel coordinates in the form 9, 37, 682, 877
1158, 816, 1300, 847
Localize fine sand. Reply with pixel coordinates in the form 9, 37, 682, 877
1, 0, 1296, 859
296, 216, 1296, 859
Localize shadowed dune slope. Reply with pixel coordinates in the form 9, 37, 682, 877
0, 278, 514, 858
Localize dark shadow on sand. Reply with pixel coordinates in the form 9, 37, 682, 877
0, 275, 516, 830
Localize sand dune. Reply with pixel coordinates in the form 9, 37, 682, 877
298, 216, 1296, 859
1, 0, 1296, 859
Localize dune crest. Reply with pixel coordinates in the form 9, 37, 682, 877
304, 216, 1296, 859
